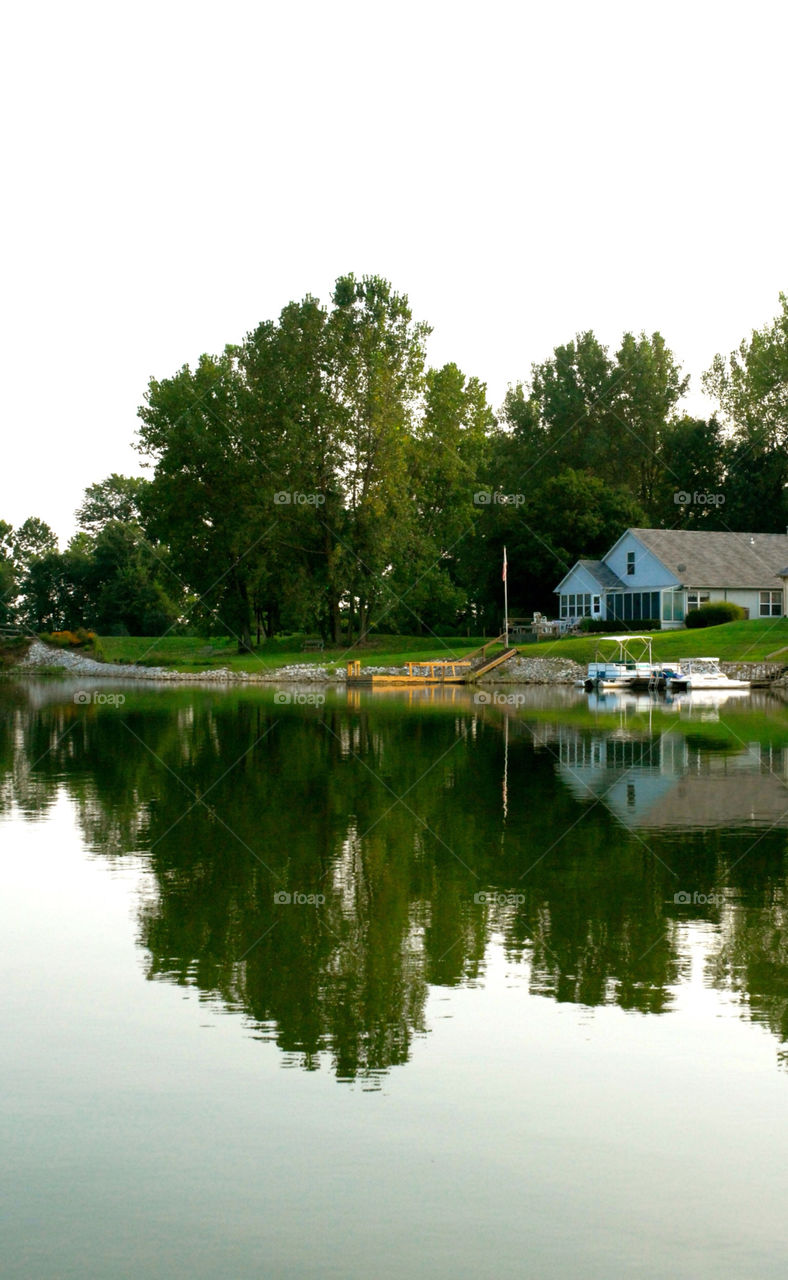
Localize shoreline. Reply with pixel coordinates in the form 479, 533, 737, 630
8, 641, 788, 688
13, 640, 587, 686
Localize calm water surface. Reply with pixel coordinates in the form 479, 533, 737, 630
2, 678, 788, 1278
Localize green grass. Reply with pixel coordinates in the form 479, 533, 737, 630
494, 698, 788, 747
96, 633, 497, 674
513, 618, 788, 665
78, 619, 788, 675
0, 636, 32, 670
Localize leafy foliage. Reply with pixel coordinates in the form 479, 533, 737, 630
684, 602, 747, 629
12, 284, 788, 641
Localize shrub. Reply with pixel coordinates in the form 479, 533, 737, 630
684, 602, 747, 629
39, 629, 99, 649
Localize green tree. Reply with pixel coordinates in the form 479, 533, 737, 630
12, 517, 57, 570
508, 329, 687, 510
386, 363, 493, 634
85, 521, 180, 635
612, 332, 688, 511
11, 519, 58, 631
137, 349, 261, 650
326, 275, 430, 641
703, 294, 788, 531
75, 474, 149, 534
528, 331, 617, 480
238, 296, 343, 641
0, 521, 16, 625
719, 438, 788, 532
471, 469, 645, 620
703, 293, 788, 449
651, 415, 727, 527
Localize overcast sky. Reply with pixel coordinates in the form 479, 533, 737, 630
2, 0, 786, 542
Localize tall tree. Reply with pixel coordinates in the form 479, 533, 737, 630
651, 415, 727, 527
238, 296, 344, 641
703, 293, 788, 530
511, 329, 687, 510
0, 521, 16, 625
137, 349, 260, 650
703, 293, 788, 450
326, 275, 430, 640
12, 517, 57, 571
387, 363, 493, 633
528, 331, 617, 480
75, 474, 149, 534
11, 519, 58, 631
612, 332, 688, 510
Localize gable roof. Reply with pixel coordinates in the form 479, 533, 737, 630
577, 559, 626, 590
630, 529, 788, 588
554, 559, 626, 592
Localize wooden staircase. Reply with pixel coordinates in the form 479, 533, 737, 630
464, 634, 518, 682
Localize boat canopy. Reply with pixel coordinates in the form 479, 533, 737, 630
595, 635, 653, 643
593, 634, 654, 665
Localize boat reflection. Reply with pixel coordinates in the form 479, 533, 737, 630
586, 687, 752, 719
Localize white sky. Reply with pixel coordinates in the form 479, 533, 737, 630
2, 0, 786, 543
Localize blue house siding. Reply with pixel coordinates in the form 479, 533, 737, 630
555, 564, 605, 620
604, 531, 678, 590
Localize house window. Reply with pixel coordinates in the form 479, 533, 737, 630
561, 592, 592, 618
686, 592, 710, 612
626, 552, 636, 576
662, 591, 684, 622
606, 592, 660, 623
593, 596, 601, 613
760, 590, 783, 617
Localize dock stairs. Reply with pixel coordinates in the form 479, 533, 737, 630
465, 636, 519, 682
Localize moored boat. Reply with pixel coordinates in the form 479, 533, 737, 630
584, 634, 663, 692
667, 657, 750, 692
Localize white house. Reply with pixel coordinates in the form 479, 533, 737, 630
554, 528, 788, 629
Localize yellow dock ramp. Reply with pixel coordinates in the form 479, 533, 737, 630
466, 647, 518, 681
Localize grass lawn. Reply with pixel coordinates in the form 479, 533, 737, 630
0, 637, 31, 670
86, 620, 788, 674
96, 633, 499, 674
512, 617, 788, 666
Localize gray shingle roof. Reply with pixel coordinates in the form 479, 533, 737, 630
631, 529, 788, 588
577, 559, 626, 590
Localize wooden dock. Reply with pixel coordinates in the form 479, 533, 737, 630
345, 636, 518, 686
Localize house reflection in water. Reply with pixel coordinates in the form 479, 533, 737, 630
553, 698, 788, 832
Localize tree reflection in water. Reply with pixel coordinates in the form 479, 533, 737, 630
2, 680, 787, 1080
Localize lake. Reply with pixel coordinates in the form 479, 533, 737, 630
2, 677, 788, 1278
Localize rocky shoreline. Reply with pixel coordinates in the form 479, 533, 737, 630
15, 640, 586, 685
11, 640, 788, 688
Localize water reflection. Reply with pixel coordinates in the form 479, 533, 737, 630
2, 678, 788, 1081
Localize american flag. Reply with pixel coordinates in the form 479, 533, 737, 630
502, 546, 507, 582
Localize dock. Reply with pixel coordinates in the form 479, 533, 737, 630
346, 636, 518, 686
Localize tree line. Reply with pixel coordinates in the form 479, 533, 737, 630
3, 278, 787, 646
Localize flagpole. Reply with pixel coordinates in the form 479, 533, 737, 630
503, 545, 508, 640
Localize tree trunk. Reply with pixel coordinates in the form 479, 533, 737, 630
232, 575, 253, 653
